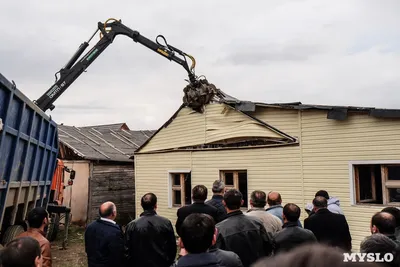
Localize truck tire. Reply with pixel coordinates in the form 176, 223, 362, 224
46, 213, 60, 242
1, 225, 25, 245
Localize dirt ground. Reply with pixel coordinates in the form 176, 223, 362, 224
51, 225, 87, 267
50, 224, 179, 267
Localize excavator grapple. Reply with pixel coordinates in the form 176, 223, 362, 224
183, 78, 218, 112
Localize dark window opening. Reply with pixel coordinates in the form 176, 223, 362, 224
174, 174, 181, 185
388, 188, 400, 202
220, 170, 248, 208
238, 172, 248, 208
354, 164, 400, 205
225, 173, 234, 185
170, 172, 191, 207
388, 166, 400, 181
184, 173, 192, 205
356, 165, 382, 204
174, 190, 181, 205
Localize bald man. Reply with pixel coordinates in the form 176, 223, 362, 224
266, 191, 302, 227
371, 212, 400, 244
84, 202, 125, 267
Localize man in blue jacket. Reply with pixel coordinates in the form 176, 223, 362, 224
266, 191, 302, 227
84, 201, 125, 267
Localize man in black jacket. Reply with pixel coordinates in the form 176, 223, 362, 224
172, 214, 243, 267
215, 189, 274, 267
205, 180, 227, 223
360, 234, 400, 267
173, 213, 221, 267
304, 196, 352, 252
84, 202, 125, 267
175, 185, 218, 236
274, 203, 316, 254
125, 193, 177, 267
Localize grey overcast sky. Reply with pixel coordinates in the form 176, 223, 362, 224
1, 0, 399, 130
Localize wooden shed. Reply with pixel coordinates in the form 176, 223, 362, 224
133, 90, 400, 251
57, 122, 155, 226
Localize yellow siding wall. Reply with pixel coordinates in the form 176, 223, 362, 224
140, 108, 205, 153
135, 105, 400, 252
140, 104, 287, 153
300, 110, 400, 251
135, 146, 302, 228
135, 152, 192, 222
254, 107, 300, 138
204, 104, 283, 143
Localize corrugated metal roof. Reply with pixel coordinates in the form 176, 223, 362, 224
58, 123, 156, 162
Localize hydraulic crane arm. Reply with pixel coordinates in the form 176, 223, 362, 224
34, 18, 199, 112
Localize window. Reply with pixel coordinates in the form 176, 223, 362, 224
220, 170, 248, 208
169, 172, 192, 207
353, 164, 400, 205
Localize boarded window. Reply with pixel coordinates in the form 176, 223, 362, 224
220, 170, 248, 208
170, 172, 191, 207
353, 164, 400, 205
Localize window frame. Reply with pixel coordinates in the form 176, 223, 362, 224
219, 169, 248, 208
349, 160, 400, 206
168, 170, 191, 208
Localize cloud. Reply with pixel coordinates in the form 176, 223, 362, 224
1, 0, 399, 130
220, 43, 326, 65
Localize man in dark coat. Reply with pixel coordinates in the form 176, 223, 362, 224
175, 185, 218, 236
125, 193, 177, 267
205, 180, 227, 223
172, 213, 243, 267
84, 202, 125, 267
274, 203, 316, 254
305, 190, 344, 217
304, 196, 352, 252
172, 213, 221, 267
215, 189, 274, 267
360, 234, 400, 267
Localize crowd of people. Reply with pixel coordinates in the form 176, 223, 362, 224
1, 180, 400, 267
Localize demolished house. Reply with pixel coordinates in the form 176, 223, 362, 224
57, 122, 155, 226
133, 89, 400, 251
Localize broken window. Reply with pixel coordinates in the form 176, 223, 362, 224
170, 172, 192, 207
220, 170, 248, 208
354, 164, 400, 205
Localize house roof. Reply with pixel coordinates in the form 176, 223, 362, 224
134, 88, 400, 153
215, 90, 400, 120
58, 122, 156, 162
